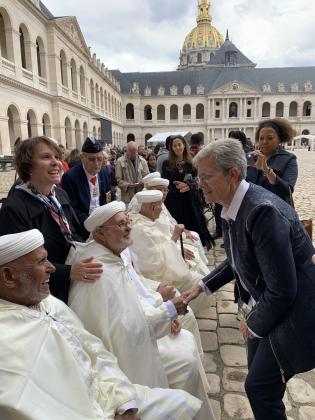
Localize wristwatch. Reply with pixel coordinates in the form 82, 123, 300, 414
263, 166, 273, 176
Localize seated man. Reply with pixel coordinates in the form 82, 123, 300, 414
130, 190, 211, 315
0, 229, 202, 420
62, 136, 116, 238
67, 201, 214, 420
145, 176, 209, 269
128, 172, 209, 267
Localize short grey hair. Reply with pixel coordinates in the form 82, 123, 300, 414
193, 139, 247, 180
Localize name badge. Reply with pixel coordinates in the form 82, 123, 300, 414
92, 187, 98, 197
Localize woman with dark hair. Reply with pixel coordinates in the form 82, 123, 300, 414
247, 118, 298, 204
0, 136, 102, 303
161, 135, 214, 249
147, 152, 157, 173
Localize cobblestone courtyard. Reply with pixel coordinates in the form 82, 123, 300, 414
0, 150, 314, 419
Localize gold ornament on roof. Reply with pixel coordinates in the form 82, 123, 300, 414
182, 0, 223, 52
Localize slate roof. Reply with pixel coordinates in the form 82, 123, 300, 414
39, 1, 54, 19
210, 39, 255, 67
112, 66, 315, 96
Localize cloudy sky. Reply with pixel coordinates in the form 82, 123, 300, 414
43, 0, 315, 72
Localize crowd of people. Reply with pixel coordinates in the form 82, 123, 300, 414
0, 118, 314, 420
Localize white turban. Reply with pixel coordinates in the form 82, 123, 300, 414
0, 229, 44, 266
84, 201, 126, 233
146, 177, 169, 188
135, 190, 163, 204
143, 172, 161, 185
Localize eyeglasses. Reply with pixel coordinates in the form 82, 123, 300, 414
196, 174, 211, 183
101, 216, 132, 230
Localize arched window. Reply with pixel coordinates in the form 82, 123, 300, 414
197, 52, 202, 63
42, 113, 51, 137
170, 104, 178, 120
229, 102, 238, 118
104, 91, 108, 112
303, 101, 312, 117
302, 129, 310, 146
75, 120, 81, 149
187, 54, 191, 64
108, 93, 111, 114
276, 102, 284, 117
93, 126, 97, 137
7, 105, 21, 151
262, 102, 270, 118
0, 9, 14, 62
127, 133, 135, 142
183, 104, 191, 120
90, 79, 95, 104
289, 101, 298, 117
36, 37, 46, 78
98, 127, 101, 139
19, 24, 32, 70
27, 110, 37, 138
100, 87, 104, 110
70, 59, 77, 92
95, 83, 100, 107
79, 66, 85, 97
126, 103, 134, 120
60, 50, 68, 86
65, 117, 72, 148
145, 133, 152, 145
196, 103, 204, 119
83, 122, 88, 140
157, 105, 165, 120
111, 96, 114, 115
144, 105, 152, 121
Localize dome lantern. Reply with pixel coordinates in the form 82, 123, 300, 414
178, 0, 224, 71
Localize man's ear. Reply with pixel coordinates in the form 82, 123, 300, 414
0, 267, 17, 289
229, 167, 240, 183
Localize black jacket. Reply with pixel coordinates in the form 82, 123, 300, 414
202, 183, 315, 376
0, 188, 85, 303
62, 164, 116, 229
246, 148, 298, 203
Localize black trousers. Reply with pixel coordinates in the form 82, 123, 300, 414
214, 203, 222, 235
245, 337, 293, 420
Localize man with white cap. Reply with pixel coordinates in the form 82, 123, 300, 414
67, 201, 215, 420
128, 172, 209, 267
130, 190, 211, 315
0, 229, 202, 420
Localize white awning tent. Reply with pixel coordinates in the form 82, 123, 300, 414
292, 134, 315, 151
146, 131, 192, 144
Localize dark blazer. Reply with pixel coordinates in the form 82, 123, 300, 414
202, 183, 315, 376
61, 163, 116, 228
0, 188, 85, 303
246, 148, 298, 203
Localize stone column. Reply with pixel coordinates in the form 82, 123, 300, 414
0, 115, 11, 155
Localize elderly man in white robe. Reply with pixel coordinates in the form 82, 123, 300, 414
0, 229, 202, 420
129, 190, 211, 315
67, 200, 215, 420
129, 172, 209, 267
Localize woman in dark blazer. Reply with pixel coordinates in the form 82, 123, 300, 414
182, 139, 315, 420
246, 118, 298, 204
0, 136, 102, 303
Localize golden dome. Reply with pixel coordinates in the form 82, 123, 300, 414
182, 0, 223, 52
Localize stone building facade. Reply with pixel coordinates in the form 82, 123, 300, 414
0, 0, 123, 154
0, 0, 315, 153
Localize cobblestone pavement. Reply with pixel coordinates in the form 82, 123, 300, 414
0, 150, 314, 419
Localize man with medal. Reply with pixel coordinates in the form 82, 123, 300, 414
62, 136, 116, 239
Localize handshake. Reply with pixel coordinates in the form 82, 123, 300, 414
158, 284, 203, 316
